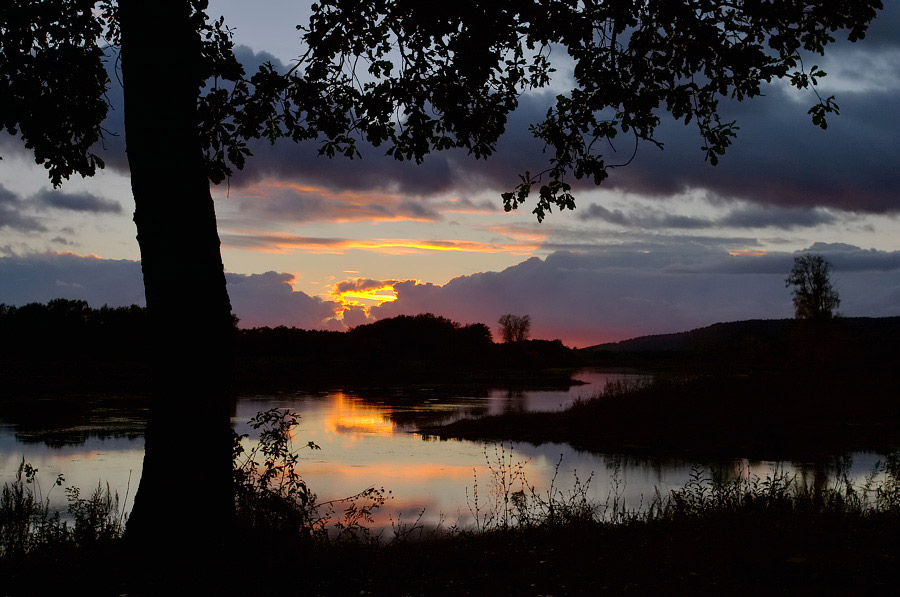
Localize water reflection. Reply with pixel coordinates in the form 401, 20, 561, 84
0, 369, 889, 531
325, 392, 396, 437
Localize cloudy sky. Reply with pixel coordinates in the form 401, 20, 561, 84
1, 1, 898, 346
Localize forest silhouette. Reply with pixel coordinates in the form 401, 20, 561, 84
0, 300, 577, 394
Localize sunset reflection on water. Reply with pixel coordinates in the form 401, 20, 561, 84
323, 392, 396, 438
2, 370, 884, 534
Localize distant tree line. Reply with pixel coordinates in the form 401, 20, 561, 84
238, 313, 493, 364
0, 299, 150, 359
0, 301, 576, 393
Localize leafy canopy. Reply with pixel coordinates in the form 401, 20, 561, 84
785, 253, 840, 320
289, 0, 882, 220
1, 1, 883, 219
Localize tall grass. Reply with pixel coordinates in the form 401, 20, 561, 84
0, 460, 125, 559
465, 448, 900, 532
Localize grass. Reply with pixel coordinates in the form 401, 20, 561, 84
3, 410, 900, 595
0, 461, 126, 560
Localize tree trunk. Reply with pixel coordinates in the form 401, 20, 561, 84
119, 0, 235, 568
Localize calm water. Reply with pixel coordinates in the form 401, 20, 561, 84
0, 370, 886, 531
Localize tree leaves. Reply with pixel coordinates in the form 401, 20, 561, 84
2, 0, 882, 210
0, 0, 108, 186
293, 0, 882, 219
785, 253, 841, 319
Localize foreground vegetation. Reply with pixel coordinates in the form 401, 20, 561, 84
3, 410, 900, 595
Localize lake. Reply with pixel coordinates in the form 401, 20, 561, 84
0, 369, 887, 533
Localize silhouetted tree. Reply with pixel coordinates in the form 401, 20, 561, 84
786, 254, 841, 319
3, 0, 238, 568
499, 314, 531, 343
0, 0, 881, 568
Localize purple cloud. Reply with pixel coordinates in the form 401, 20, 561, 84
372, 244, 900, 346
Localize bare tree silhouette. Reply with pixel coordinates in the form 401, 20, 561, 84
499, 314, 531, 343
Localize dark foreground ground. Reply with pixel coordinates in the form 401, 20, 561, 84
2, 510, 899, 596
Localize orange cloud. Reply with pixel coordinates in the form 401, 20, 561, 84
351, 239, 539, 254
221, 232, 540, 256
483, 224, 550, 244
58, 251, 105, 260
729, 249, 768, 257
265, 181, 436, 223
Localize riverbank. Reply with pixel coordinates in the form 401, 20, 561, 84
426, 372, 900, 460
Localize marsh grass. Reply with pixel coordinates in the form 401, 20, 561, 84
456, 442, 900, 537
0, 460, 125, 559
464, 447, 598, 532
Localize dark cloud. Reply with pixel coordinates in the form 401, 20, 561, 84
440, 197, 498, 213
581, 202, 843, 230
0, 252, 144, 306
605, 85, 900, 213
372, 244, 900, 346
0, 184, 46, 233
226, 271, 339, 328
32, 188, 122, 214
4, 10, 897, 221
223, 28, 900, 215
805, 241, 900, 272
0, 252, 341, 330
580, 203, 713, 229
340, 305, 373, 328
537, 228, 764, 254
719, 205, 841, 229
0, 181, 122, 235
844, 0, 900, 48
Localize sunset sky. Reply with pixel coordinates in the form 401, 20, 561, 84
1, 1, 898, 347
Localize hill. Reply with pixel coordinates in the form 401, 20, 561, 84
581, 316, 900, 373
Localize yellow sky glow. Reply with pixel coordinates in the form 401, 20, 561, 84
729, 249, 768, 256
330, 283, 401, 316
340, 291, 398, 303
